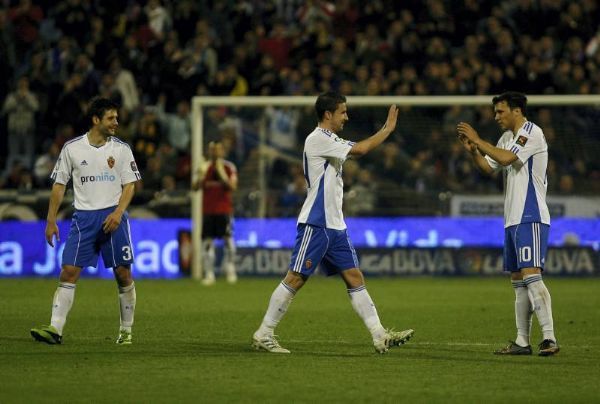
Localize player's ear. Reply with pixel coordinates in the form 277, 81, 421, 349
92, 115, 100, 125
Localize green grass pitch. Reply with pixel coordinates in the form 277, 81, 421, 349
1, 276, 599, 403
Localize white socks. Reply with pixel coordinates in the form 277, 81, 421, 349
512, 280, 532, 347
48, 281, 136, 335
256, 283, 388, 342
524, 274, 556, 341
223, 237, 237, 281
118, 282, 136, 333
348, 285, 386, 340
256, 282, 295, 337
50, 282, 76, 335
203, 239, 216, 280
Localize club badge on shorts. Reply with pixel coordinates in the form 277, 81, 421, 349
107, 156, 115, 168
305, 259, 312, 269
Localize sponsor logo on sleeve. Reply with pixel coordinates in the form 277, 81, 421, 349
130, 161, 138, 172
516, 135, 528, 146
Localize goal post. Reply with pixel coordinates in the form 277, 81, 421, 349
190, 95, 600, 280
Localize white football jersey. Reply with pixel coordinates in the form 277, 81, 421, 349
485, 121, 550, 228
297, 127, 355, 230
51, 134, 141, 210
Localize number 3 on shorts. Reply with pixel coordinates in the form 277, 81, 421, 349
122, 246, 132, 261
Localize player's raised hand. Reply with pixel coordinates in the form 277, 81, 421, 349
102, 210, 122, 233
457, 122, 480, 143
45, 221, 60, 247
383, 105, 399, 133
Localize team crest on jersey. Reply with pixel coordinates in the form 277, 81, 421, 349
107, 156, 115, 168
305, 259, 312, 269
516, 135, 528, 146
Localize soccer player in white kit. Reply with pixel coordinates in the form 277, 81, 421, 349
252, 91, 414, 354
457, 91, 559, 356
31, 97, 142, 345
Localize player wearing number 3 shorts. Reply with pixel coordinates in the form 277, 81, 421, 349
457, 92, 559, 356
31, 97, 142, 345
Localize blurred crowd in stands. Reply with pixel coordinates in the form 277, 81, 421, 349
0, 0, 599, 217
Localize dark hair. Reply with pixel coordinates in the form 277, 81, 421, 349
87, 97, 119, 127
492, 91, 527, 116
315, 91, 346, 121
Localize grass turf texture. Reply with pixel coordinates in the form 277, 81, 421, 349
1, 277, 599, 403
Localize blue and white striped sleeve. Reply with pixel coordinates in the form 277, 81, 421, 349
119, 145, 142, 184
511, 123, 545, 165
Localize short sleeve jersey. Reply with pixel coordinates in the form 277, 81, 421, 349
297, 127, 355, 230
484, 121, 550, 228
51, 134, 141, 210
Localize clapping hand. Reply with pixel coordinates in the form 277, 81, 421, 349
456, 122, 480, 144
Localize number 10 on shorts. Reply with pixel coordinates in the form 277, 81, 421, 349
519, 246, 531, 263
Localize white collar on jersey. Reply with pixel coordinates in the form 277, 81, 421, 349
85, 132, 112, 148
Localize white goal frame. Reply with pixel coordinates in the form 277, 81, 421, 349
190, 95, 600, 280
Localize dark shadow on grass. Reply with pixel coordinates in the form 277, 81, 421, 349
387, 346, 573, 366
1, 337, 578, 365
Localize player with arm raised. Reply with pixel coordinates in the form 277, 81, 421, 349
252, 91, 414, 354
457, 91, 559, 356
31, 97, 142, 345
